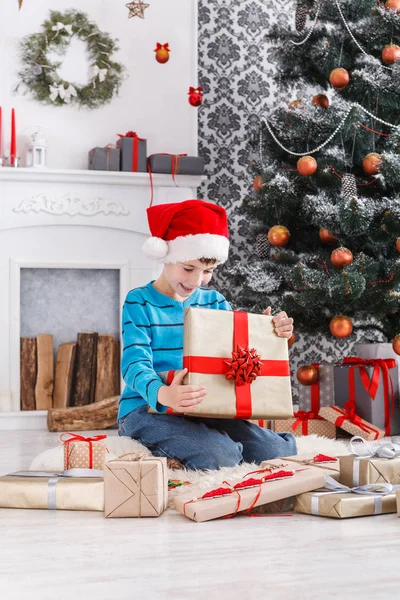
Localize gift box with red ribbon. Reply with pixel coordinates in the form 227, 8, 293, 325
61, 433, 108, 470
298, 364, 337, 413
272, 413, 336, 438
335, 357, 400, 436
88, 145, 120, 171
118, 131, 147, 172
148, 153, 204, 176
167, 307, 293, 419
318, 404, 385, 441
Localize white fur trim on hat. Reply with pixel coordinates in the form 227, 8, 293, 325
162, 233, 229, 264
142, 236, 169, 259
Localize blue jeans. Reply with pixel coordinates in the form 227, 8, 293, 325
118, 405, 297, 471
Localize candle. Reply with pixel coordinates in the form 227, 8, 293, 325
10, 108, 16, 166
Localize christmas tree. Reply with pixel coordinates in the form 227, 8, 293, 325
227, 0, 400, 354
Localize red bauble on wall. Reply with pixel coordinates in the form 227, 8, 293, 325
319, 228, 337, 244
329, 68, 350, 89
188, 86, 203, 107
154, 43, 170, 64
329, 315, 353, 338
312, 94, 329, 109
393, 334, 400, 356
297, 365, 319, 386
385, 0, 400, 11
267, 225, 290, 247
362, 153, 382, 176
330, 247, 353, 268
382, 44, 400, 64
297, 155, 317, 176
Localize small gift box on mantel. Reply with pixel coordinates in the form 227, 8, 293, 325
88, 145, 120, 171
148, 153, 204, 176
61, 433, 108, 471
118, 131, 147, 172
151, 308, 293, 420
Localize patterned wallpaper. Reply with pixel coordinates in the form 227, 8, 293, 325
197, 0, 383, 401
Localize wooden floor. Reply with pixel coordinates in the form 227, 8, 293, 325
1, 430, 399, 600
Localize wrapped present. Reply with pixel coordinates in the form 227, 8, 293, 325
103, 453, 168, 518
339, 436, 400, 487
88, 145, 120, 171
249, 419, 272, 429
353, 342, 400, 394
397, 490, 400, 517
335, 356, 400, 436
174, 459, 326, 522
319, 404, 385, 440
118, 131, 147, 172
61, 433, 108, 470
153, 308, 293, 419
298, 364, 337, 412
272, 412, 336, 438
294, 475, 399, 518
148, 153, 204, 176
265, 453, 341, 481
0, 469, 104, 511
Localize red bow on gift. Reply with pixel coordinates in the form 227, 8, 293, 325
225, 345, 262, 386
118, 131, 139, 139
155, 43, 170, 52
292, 410, 322, 435
331, 402, 381, 439
60, 432, 107, 469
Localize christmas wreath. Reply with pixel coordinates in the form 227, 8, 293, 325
16, 9, 125, 109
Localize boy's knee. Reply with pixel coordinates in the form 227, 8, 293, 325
188, 439, 243, 471
274, 432, 297, 458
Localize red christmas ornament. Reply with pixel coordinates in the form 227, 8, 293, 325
297, 365, 319, 386
393, 334, 400, 356
297, 155, 317, 176
288, 332, 296, 348
253, 175, 264, 191
396, 237, 400, 253
330, 247, 353, 268
382, 44, 400, 64
154, 43, 170, 64
329, 68, 350, 89
362, 153, 382, 176
267, 225, 290, 247
319, 228, 337, 244
329, 315, 353, 338
312, 94, 329, 109
188, 86, 203, 107
385, 0, 400, 11
225, 345, 262, 386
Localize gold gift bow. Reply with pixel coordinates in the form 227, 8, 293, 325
8, 469, 104, 510
348, 435, 400, 486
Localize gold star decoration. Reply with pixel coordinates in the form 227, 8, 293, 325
126, 1, 150, 19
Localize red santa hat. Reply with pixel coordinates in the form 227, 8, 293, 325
142, 199, 230, 263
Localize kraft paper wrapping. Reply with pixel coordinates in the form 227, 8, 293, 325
0, 471, 104, 511
298, 365, 336, 412
64, 440, 107, 470
174, 459, 325, 522
179, 308, 292, 419
272, 418, 336, 438
294, 490, 397, 518
104, 455, 168, 518
340, 455, 400, 487
397, 490, 400, 516
318, 406, 385, 440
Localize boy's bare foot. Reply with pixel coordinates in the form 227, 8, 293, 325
167, 457, 184, 470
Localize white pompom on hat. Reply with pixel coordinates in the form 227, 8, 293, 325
142, 199, 230, 263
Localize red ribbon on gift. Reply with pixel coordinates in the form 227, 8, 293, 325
155, 43, 170, 52
291, 410, 322, 435
183, 311, 290, 420
60, 433, 107, 469
342, 356, 396, 436
117, 131, 145, 172
329, 403, 382, 440
148, 153, 188, 206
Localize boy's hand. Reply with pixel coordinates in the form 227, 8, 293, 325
157, 368, 207, 413
264, 306, 294, 339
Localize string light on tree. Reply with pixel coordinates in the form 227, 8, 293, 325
253, 175, 264, 191
312, 94, 329, 109
393, 334, 400, 356
267, 225, 290, 247
319, 228, 337, 244
381, 44, 400, 64
362, 153, 382, 175
329, 315, 353, 338
297, 155, 317, 176
329, 68, 350, 89
297, 364, 319, 386
396, 238, 400, 253
331, 247, 353, 268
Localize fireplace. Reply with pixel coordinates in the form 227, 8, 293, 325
0, 168, 204, 429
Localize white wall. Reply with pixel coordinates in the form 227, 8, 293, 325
0, 0, 198, 169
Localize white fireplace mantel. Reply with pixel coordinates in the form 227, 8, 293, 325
0, 167, 206, 430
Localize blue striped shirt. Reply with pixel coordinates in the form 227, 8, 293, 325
118, 281, 232, 419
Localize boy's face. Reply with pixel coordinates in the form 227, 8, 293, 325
163, 259, 220, 299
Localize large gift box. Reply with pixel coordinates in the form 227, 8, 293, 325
294, 476, 399, 518
88, 146, 119, 171
61, 433, 108, 470
103, 454, 168, 518
118, 131, 147, 172
164, 308, 293, 419
148, 153, 204, 176
0, 470, 104, 511
298, 364, 336, 412
174, 459, 326, 522
339, 437, 400, 487
319, 405, 385, 440
354, 342, 400, 393
335, 357, 400, 436
272, 413, 336, 438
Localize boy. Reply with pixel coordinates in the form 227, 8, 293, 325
118, 199, 296, 470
